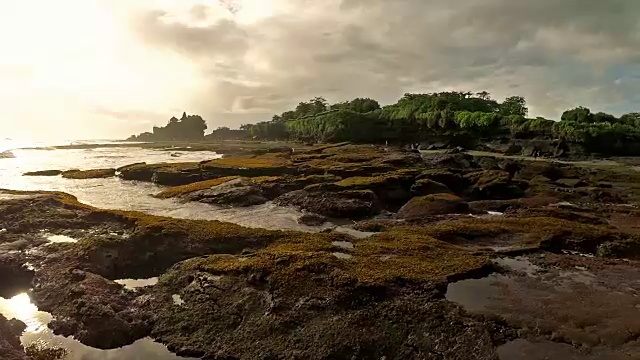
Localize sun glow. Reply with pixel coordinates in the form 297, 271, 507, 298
0, 293, 50, 333
235, 0, 276, 24
0, 0, 201, 140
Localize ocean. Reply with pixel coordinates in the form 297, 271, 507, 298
0, 139, 337, 360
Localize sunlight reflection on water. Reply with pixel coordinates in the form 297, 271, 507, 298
0, 145, 331, 232
0, 293, 194, 360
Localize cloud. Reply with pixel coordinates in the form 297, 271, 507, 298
31, 0, 640, 136
4, 0, 640, 140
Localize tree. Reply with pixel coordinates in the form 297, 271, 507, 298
591, 112, 617, 124
500, 96, 528, 116
476, 91, 491, 100
620, 113, 640, 126
561, 107, 592, 123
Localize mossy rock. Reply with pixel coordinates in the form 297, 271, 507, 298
468, 196, 559, 213
410, 179, 453, 196
515, 161, 582, 182
554, 178, 589, 188
597, 238, 640, 259
146, 226, 495, 358
62, 168, 116, 179
23, 170, 62, 177
417, 170, 469, 194
118, 162, 198, 182
151, 167, 202, 186
184, 178, 268, 207
275, 190, 381, 219
155, 177, 238, 199
202, 153, 293, 169
396, 194, 469, 219
464, 170, 526, 200
422, 216, 624, 254
257, 174, 342, 199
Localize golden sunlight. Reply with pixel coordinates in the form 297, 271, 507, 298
0, 293, 50, 333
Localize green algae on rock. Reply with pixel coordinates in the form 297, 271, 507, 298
61, 168, 116, 179
396, 194, 469, 219
154, 177, 238, 199
23, 170, 63, 177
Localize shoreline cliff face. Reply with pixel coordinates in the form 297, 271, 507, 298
1, 141, 639, 359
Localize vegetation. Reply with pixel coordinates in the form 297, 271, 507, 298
239, 92, 640, 156
25, 343, 68, 360
128, 112, 207, 141
123, 91, 640, 156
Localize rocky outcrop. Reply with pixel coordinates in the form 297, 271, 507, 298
410, 178, 453, 196
23, 170, 63, 176
464, 170, 527, 200
297, 213, 328, 226
184, 178, 268, 207
2, 189, 640, 359
33, 267, 153, 349
416, 170, 470, 194
62, 168, 116, 179
0, 315, 28, 360
396, 194, 470, 219
275, 189, 381, 219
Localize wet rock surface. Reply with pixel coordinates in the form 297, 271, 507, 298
0, 314, 28, 360
184, 178, 268, 207
3, 145, 640, 359
447, 254, 640, 358
275, 189, 381, 219
396, 193, 469, 218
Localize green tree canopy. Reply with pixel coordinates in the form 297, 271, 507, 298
500, 96, 528, 117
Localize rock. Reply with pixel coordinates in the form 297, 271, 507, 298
324, 173, 416, 208
554, 178, 589, 188
422, 153, 478, 170
514, 162, 584, 183
410, 179, 453, 196
0, 315, 28, 360
423, 142, 447, 150
258, 174, 342, 199
417, 170, 470, 194
151, 168, 202, 186
469, 196, 559, 213
0, 151, 15, 159
185, 178, 268, 207
445, 146, 466, 154
0, 254, 34, 298
596, 182, 613, 189
476, 157, 500, 170
23, 170, 63, 176
275, 190, 381, 219
465, 170, 527, 200
504, 144, 523, 156
396, 194, 469, 219
297, 213, 328, 226
117, 163, 159, 181
62, 168, 116, 179
32, 265, 154, 350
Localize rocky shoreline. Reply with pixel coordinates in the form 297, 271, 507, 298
2, 143, 639, 359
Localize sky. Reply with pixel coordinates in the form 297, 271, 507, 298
1, 0, 640, 141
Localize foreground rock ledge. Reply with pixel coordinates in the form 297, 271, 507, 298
0, 189, 638, 359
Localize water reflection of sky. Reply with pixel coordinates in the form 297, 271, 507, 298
0, 293, 194, 360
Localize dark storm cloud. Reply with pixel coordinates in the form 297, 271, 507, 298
133, 0, 640, 127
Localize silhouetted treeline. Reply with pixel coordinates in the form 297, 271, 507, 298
205, 127, 248, 140
126, 93, 640, 156
128, 112, 207, 141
